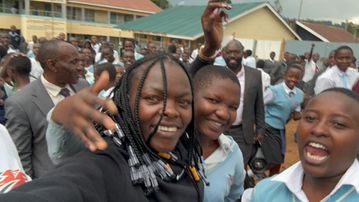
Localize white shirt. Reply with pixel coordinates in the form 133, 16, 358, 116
243, 56, 256, 68
30, 58, 43, 79
190, 48, 199, 63
302, 60, 318, 82
7, 47, 16, 53
232, 66, 245, 126
41, 75, 74, 105
257, 68, 270, 93
242, 160, 359, 202
205, 134, 233, 172
91, 43, 100, 54
315, 65, 359, 94
272, 160, 359, 202
94, 50, 121, 65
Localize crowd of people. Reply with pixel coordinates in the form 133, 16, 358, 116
0, 0, 358, 201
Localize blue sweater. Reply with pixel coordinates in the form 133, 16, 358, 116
204, 135, 245, 202
265, 83, 304, 129
251, 161, 359, 202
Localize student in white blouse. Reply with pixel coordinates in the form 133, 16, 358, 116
315, 46, 359, 94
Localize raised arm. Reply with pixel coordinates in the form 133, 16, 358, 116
189, 0, 231, 76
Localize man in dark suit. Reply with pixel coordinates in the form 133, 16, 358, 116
221, 39, 265, 166
5, 39, 88, 178
263, 51, 277, 75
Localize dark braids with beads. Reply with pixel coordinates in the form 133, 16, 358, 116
98, 52, 205, 197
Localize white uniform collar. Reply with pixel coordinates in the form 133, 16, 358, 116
272, 159, 359, 201
205, 134, 233, 173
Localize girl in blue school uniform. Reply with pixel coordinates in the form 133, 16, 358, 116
261, 62, 304, 176
193, 65, 245, 202
249, 88, 359, 201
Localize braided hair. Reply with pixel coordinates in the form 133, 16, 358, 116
105, 52, 203, 196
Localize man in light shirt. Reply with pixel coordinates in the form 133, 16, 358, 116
5, 40, 88, 178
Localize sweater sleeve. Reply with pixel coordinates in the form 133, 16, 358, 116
225, 145, 245, 202
46, 108, 85, 165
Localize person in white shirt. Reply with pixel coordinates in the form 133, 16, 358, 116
256, 59, 271, 92
0, 33, 16, 53
90, 35, 100, 54
30, 42, 43, 79
315, 46, 359, 94
242, 49, 256, 68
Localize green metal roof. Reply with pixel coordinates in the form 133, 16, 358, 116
116, 2, 265, 39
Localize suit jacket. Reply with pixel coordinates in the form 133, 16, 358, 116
241, 66, 265, 144
263, 59, 276, 75
5, 78, 88, 178
270, 60, 287, 85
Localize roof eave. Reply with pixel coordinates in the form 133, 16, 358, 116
119, 29, 197, 40
295, 21, 329, 42
67, 0, 159, 14
193, 3, 302, 40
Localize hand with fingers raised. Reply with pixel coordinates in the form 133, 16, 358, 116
201, 0, 232, 57
51, 71, 118, 152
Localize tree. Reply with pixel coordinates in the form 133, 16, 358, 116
151, 0, 170, 9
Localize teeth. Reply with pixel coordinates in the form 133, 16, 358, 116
308, 142, 327, 151
158, 126, 177, 132
306, 152, 327, 161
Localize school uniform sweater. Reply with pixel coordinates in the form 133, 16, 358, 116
204, 135, 245, 202
265, 83, 304, 129
0, 138, 203, 202
250, 160, 359, 202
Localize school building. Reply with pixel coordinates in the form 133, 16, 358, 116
116, 2, 301, 60
0, 0, 161, 44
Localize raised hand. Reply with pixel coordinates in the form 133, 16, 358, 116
201, 0, 232, 56
51, 71, 118, 151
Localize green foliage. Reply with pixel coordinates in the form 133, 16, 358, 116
151, 0, 170, 9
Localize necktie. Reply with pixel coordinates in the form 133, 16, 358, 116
59, 88, 70, 97
340, 73, 350, 89
289, 91, 294, 98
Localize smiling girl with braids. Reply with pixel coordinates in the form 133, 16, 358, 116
1, 52, 206, 202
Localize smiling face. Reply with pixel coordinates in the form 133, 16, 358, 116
195, 78, 240, 141
335, 48, 353, 72
222, 41, 244, 73
297, 91, 359, 179
284, 66, 302, 90
129, 60, 193, 152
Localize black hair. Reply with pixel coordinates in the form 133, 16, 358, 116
335, 45, 353, 56
321, 88, 359, 104
0, 45, 7, 59
256, 59, 265, 69
285, 62, 303, 73
167, 44, 176, 54
245, 49, 252, 56
7, 55, 31, 76
94, 62, 116, 83
108, 52, 203, 196
123, 38, 136, 46
193, 65, 240, 92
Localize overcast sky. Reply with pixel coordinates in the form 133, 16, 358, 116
169, 0, 359, 23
